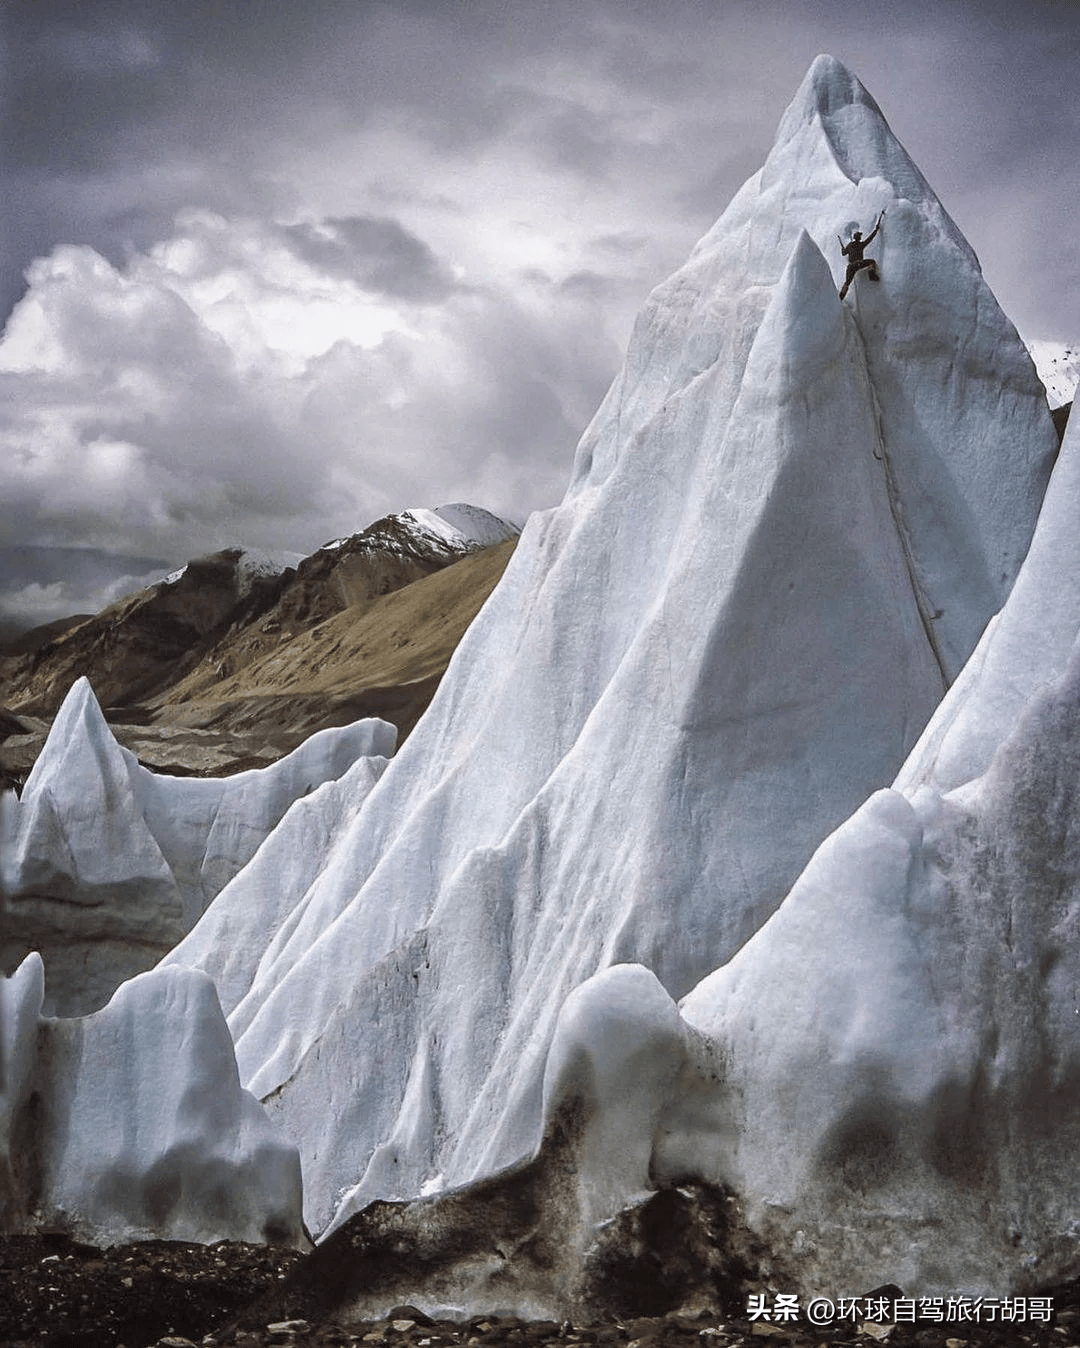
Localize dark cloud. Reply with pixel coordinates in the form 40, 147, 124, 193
0, 544, 169, 591
7, 3, 1077, 330
1, 2, 358, 316
0, 210, 620, 576
526, 99, 624, 181
280, 217, 458, 303
558, 270, 629, 302
589, 232, 651, 256
0, 545, 171, 634
0, 0, 1077, 615
4, 11, 176, 174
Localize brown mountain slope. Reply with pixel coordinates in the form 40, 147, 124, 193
0, 613, 93, 658
0, 539, 517, 782
0, 509, 518, 725
145, 538, 517, 745
0, 549, 293, 717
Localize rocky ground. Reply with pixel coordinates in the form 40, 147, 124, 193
1, 1234, 1078, 1348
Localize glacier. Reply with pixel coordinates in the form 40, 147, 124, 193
0, 54, 1070, 1308
209, 51, 1053, 1244
1026, 338, 1079, 412
0, 953, 305, 1247
0, 677, 396, 1016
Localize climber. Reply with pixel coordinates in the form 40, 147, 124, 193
838, 211, 885, 299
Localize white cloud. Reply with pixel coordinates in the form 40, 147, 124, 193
0, 580, 70, 621
0, 211, 624, 563
9, 0, 1071, 596
0, 566, 170, 628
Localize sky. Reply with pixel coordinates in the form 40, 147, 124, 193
1, 0, 1078, 632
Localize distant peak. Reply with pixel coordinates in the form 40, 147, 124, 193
319, 504, 519, 559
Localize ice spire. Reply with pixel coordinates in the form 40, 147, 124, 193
0, 60, 1061, 1296
214, 70, 1053, 1235
774, 54, 966, 246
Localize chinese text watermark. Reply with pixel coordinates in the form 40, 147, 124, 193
745, 1293, 1054, 1327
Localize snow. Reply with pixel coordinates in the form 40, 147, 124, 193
234, 546, 305, 596
315, 504, 518, 562
363, 504, 518, 560
427, 504, 520, 548
0, 55, 1068, 1303
1026, 337, 1080, 410
158, 546, 303, 596
0, 677, 396, 1015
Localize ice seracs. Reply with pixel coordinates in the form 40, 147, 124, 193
670, 396, 1080, 1296
573, 53, 1053, 681
161, 745, 394, 1021
0, 676, 395, 1015
1025, 338, 1079, 411
185, 51, 1051, 1249
0, 954, 305, 1247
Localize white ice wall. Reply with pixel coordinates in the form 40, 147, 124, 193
642, 388, 1080, 1297
185, 57, 1054, 1240
0, 955, 306, 1247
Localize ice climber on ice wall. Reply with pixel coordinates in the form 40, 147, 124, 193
0, 54, 1066, 1316
838, 209, 884, 298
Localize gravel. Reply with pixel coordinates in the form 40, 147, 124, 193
2, 1233, 1076, 1348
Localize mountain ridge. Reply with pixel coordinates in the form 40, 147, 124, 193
0, 505, 519, 780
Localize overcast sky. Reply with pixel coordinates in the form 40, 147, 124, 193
1, 0, 1077, 629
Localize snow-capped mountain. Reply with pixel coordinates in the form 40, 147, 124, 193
319, 504, 519, 562
160, 546, 306, 595
2, 546, 302, 717
0, 55, 1071, 1314
1025, 337, 1080, 410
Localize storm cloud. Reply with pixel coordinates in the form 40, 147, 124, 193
279, 216, 460, 302
2, 0, 1077, 628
